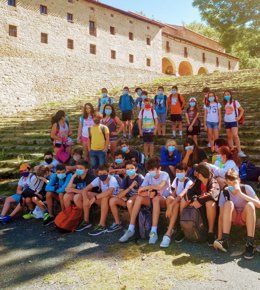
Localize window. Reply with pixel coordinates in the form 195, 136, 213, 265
184, 47, 188, 58
67, 39, 74, 49
147, 26, 150, 30
68, 0, 74, 3
41, 33, 48, 44
40, 5, 47, 15
89, 21, 96, 36
216, 57, 219, 67
202, 53, 206, 63
166, 41, 170, 52
9, 25, 17, 37
111, 50, 116, 59
111, 14, 114, 18
146, 58, 151, 67
129, 20, 133, 24
129, 32, 134, 41
129, 54, 134, 63
110, 26, 115, 35
90, 44, 96, 55
146, 37, 151, 46
67, 13, 73, 23
8, 0, 16, 7
228, 61, 231, 70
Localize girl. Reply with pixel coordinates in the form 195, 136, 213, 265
223, 90, 246, 157
101, 104, 124, 156
204, 92, 222, 152
50, 110, 73, 156
77, 103, 94, 161
185, 97, 200, 144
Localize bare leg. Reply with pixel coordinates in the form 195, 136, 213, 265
222, 201, 235, 234
1, 196, 17, 216
109, 197, 126, 224
165, 202, 180, 236
59, 193, 65, 211
73, 193, 83, 209
144, 144, 149, 157
226, 129, 234, 149
126, 196, 136, 217
150, 144, 154, 158
241, 202, 256, 237
63, 193, 74, 209
129, 196, 150, 225
205, 200, 216, 233
152, 196, 166, 227
231, 127, 241, 152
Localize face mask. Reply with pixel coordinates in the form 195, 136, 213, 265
227, 185, 234, 193
176, 172, 185, 180
57, 173, 66, 180
45, 158, 53, 164
123, 90, 128, 96
185, 145, 194, 151
168, 146, 176, 153
21, 172, 30, 177
115, 158, 123, 165
149, 171, 157, 177
121, 147, 129, 153
99, 174, 108, 181
102, 93, 107, 98
224, 95, 231, 101
137, 90, 142, 96
142, 95, 146, 100
171, 90, 177, 95
158, 91, 164, 96
73, 155, 81, 162
190, 102, 196, 107
94, 119, 100, 125
145, 103, 151, 109
105, 109, 112, 116
76, 169, 84, 176
216, 155, 222, 162
208, 97, 215, 102
126, 169, 136, 177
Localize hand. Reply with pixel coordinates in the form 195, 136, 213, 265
233, 181, 240, 194
139, 131, 143, 137
186, 149, 193, 156
130, 180, 138, 189
165, 208, 172, 219
148, 190, 157, 199
103, 147, 108, 152
111, 132, 117, 136
188, 125, 193, 132
204, 126, 207, 131
191, 200, 201, 209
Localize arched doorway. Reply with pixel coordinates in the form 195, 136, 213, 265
162, 57, 176, 75
198, 67, 208, 75
178, 61, 193, 76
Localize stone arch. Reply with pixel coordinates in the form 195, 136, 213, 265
162, 57, 176, 75
197, 67, 208, 75
178, 61, 193, 76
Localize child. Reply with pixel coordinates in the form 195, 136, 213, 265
160, 163, 193, 247
185, 97, 200, 144
119, 157, 172, 244
98, 88, 114, 113
109, 150, 126, 179
223, 90, 246, 157
82, 165, 120, 235
34, 151, 59, 173
168, 86, 185, 139
118, 86, 135, 138
107, 161, 144, 232
43, 164, 72, 225
214, 169, 260, 259
202, 87, 210, 105
135, 87, 143, 112
77, 103, 94, 160
204, 92, 222, 152
154, 86, 168, 136
66, 147, 83, 173
138, 97, 158, 159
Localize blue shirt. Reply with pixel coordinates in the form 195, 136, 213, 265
46, 173, 72, 194
160, 146, 182, 166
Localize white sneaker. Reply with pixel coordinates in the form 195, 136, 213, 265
160, 235, 171, 248
238, 151, 247, 158
118, 229, 135, 243
149, 231, 158, 244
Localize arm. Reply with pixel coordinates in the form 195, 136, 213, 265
154, 118, 158, 135
56, 174, 72, 194
50, 123, 61, 142
190, 112, 199, 127
96, 187, 114, 200
65, 174, 77, 193
138, 118, 143, 136
204, 109, 207, 131
185, 113, 190, 126
77, 120, 82, 143
182, 149, 193, 166
118, 181, 138, 199
104, 133, 110, 151
68, 125, 72, 137
16, 185, 23, 194
218, 108, 222, 130
114, 117, 124, 135
138, 180, 167, 193
237, 106, 244, 121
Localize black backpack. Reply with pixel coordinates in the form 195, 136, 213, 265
132, 119, 139, 138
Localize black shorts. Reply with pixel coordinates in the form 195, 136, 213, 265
186, 125, 200, 136
142, 132, 154, 144
171, 114, 182, 122
122, 111, 133, 121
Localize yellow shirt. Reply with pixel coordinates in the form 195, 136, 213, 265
90, 125, 109, 151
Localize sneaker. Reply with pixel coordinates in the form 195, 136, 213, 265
0, 215, 4, 221
160, 235, 171, 248
213, 239, 229, 252
238, 151, 247, 158
76, 220, 92, 232
1, 216, 12, 224
174, 230, 184, 243
119, 229, 135, 243
23, 211, 34, 220
207, 232, 215, 247
243, 243, 255, 260
43, 214, 55, 226
256, 245, 260, 253
149, 231, 158, 244
88, 224, 107, 236
106, 222, 123, 233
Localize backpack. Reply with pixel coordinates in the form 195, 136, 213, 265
56, 144, 71, 164
180, 206, 207, 242
54, 206, 83, 232
138, 207, 152, 239
154, 95, 167, 113
119, 95, 135, 112
233, 100, 245, 125
98, 97, 112, 112
132, 119, 139, 138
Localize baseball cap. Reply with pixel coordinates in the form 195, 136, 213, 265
19, 163, 30, 172
189, 97, 197, 102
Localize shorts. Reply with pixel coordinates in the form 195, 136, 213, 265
206, 121, 219, 129
224, 121, 238, 129
157, 113, 167, 124
142, 132, 154, 144
170, 114, 182, 122
81, 136, 89, 142
54, 137, 73, 147
186, 125, 200, 136
233, 212, 246, 226
122, 111, 133, 121
11, 193, 22, 203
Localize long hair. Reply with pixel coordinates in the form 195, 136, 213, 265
83, 103, 94, 119
51, 110, 65, 125
223, 89, 233, 105
205, 91, 218, 107
103, 104, 116, 119
184, 138, 199, 166
219, 146, 241, 167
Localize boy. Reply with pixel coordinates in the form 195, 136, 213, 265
160, 163, 193, 247
82, 165, 120, 235
154, 86, 168, 136
34, 151, 59, 173
66, 147, 83, 173
98, 88, 113, 113
107, 161, 144, 232
138, 97, 158, 159
43, 163, 72, 225
118, 86, 135, 138
119, 157, 171, 244
168, 86, 185, 138
109, 150, 126, 179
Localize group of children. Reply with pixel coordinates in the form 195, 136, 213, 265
0, 85, 260, 261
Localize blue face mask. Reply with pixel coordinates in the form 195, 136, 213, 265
102, 93, 107, 98
176, 172, 185, 180
149, 170, 157, 177
171, 90, 177, 95
227, 185, 235, 193
224, 95, 231, 101
216, 155, 222, 162
126, 169, 136, 177
158, 91, 164, 96
76, 169, 84, 176
57, 173, 66, 180
123, 90, 128, 96
105, 109, 112, 115
115, 158, 124, 165
168, 146, 176, 152
121, 147, 129, 153
137, 90, 142, 96
141, 95, 146, 100
208, 96, 215, 102
190, 102, 196, 107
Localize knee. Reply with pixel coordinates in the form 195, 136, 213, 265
152, 196, 160, 204
5, 197, 12, 204
127, 199, 133, 209
223, 201, 234, 211
46, 192, 52, 199
109, 198, 117, 207
245, 202, 255, 213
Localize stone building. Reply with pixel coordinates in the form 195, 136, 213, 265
0, 0, 239, 115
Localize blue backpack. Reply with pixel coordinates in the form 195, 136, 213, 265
138, 207, 152, 239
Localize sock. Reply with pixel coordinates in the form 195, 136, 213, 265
179, 131, 183, 136
172, 130, 176, 137
246, 236, 254, 245
151, 226, 157, 233
128, 224, 135, 232
222, 233, 229, 240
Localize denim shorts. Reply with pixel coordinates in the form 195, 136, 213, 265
89, 150, 106, 169
11, 193, 22, 203
206, 121, 219, 129
224, 122, 238, 129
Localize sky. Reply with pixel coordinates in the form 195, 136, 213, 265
100, 0, 202, 26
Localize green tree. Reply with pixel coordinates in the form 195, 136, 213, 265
185, 22, 220, 42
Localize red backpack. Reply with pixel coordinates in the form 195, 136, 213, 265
54, 206, 83, 232
233, 100, 245, 125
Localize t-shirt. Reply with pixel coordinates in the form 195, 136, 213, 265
168, 94, 185, 114
89, 125, 109, 151
123, 150, 140, 163
27, 175, 45, 192
121, 174, 144, 197
81, 116, 94, 138
141, 171, 171, 197
138, 109, 158, 133
73, 171, 95, 190
219, 184, 256, 212
171, 177, 193, 196
186, 108, 199, 126
40, 159, 59, 173
154, 95, 167, 114
136, 97, 144, 110
98, 97, 113, 113
18, 173, 34, 188
91, 175, 119, 195
208, 160, 239, 178
204, 102, 222, 123
224, 100, 241, 123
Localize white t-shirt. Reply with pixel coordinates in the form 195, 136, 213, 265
91, 175, 119, 195
208, 160, 239, 178
171, 177, 193, 196
40, 159, 59, 172
80, 116, 94, 138
204, 102, 222, 123
141, 171, 171, 197
224, 100, 240, 123
138, 109, 158, 133
18, 173, 34, 188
